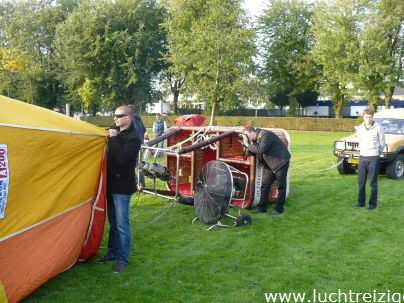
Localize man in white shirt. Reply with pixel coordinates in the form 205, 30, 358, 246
355, 108, 385, 210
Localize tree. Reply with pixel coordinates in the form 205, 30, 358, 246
246, 76, 268, 116
163, 0, 256, 125
379, 0, 404, 108
258, 0, 318, 115
354, 0, 404, 110
0, 0, 81, 108
296, 89, 319, 107
158, 1, 184, 115
270, 90, 290, 116
0, 47, 26, 97
77, 78, 99, 116
162, 72, 185, 115
296, 89, 319, 115
310, 0, 360, 118
0, 2, 14, 44
54, 0, 166, 112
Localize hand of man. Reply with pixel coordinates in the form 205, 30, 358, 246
238, 134, 248, 147
242, 135, 250, 147
109, 129, 118, 137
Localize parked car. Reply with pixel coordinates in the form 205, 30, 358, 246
333, 109, 404, 179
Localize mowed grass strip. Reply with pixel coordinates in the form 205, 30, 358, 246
25, 130, 404, 303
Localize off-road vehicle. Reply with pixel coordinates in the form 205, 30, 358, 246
333, 109, 404, 179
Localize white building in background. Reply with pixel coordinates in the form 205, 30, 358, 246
303, 105, 329, 116
146, 94, 204, 114
177, 94, 204, 110
146, 86, 404, 116
349, 104, 386, 117
348, 87, 404, 116
146, 100, 171, 114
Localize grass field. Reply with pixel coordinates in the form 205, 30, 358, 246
24, 130, 404, 303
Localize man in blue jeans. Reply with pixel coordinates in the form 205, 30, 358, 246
98, 105, 141, 273
356, 108, 385, 210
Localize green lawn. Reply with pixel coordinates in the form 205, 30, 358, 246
24, 130, 404, 303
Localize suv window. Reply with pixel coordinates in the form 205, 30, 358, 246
374, 118, 404, 135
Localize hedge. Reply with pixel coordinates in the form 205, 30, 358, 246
82, 115, 361, 132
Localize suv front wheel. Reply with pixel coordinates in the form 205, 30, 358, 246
337, 158, 356, 175
386, 154, 404, 179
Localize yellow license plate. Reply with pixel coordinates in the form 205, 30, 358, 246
348, 158, 359, 164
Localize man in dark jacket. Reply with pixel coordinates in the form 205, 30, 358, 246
127, 104, 146, 188
127, 104, 146, 144
98, 105, 141, 273
242, 126, 291, 215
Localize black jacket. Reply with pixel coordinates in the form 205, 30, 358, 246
107, 123, 141, 194
247, 129, 291, 172
133, 115, 146, 144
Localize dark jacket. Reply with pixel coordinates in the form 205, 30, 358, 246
133, 115, 146, 144
247, 129, 291, 172
107, 123, 141, 194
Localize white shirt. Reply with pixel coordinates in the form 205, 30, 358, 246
356, 121, 385, 156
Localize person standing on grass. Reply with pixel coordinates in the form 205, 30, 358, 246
127, 104, 146, 188
355, 108, 385, 210
152, 112, 167, 158
98, 105, 141, 273
127, 104, 146, 145
241, 126, 290, 215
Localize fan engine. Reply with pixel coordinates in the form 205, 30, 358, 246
193, 160, 251, 230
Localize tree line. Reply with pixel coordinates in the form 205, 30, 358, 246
0, 0, 402, 121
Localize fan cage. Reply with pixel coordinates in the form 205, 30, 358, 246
193, 160, 249, 227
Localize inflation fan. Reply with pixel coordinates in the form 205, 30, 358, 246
192, 160, 252, 230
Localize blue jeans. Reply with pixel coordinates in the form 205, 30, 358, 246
358, 156, 380, 207
155, 140, 164, 158
106, 192, 132, 264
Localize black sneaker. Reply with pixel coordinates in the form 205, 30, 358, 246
367, 205, 377, 211
270, 210, 282, 216
113, 263, 127, 273
354, 203, 365, 208
97, 255, 116, 264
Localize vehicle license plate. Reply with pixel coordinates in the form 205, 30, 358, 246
349, 158, 359, 164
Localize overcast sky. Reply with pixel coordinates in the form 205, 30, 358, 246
243, 0, 266, 19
